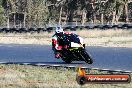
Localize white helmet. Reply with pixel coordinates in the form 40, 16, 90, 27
55, 24, 63, 33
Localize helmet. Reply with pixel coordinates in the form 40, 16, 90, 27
55, 24, 63, 33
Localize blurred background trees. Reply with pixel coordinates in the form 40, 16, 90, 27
0, 0, 132, 27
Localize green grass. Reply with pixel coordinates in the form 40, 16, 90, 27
0, 64, 131, 88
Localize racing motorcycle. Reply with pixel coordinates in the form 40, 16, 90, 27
53, 33, 93, 64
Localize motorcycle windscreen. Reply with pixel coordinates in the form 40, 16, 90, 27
63, 34, 82, 47
71, 42, 82, 47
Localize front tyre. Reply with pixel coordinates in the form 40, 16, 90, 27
85, 57, 93, 64
80, 49, 93, 64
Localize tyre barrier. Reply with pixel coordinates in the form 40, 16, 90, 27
0, 24, 132, 33
0, 27, 49, 33
46, 27, 53, 33
0, 62, 131, 73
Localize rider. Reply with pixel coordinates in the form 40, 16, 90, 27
52, 24, 71, 58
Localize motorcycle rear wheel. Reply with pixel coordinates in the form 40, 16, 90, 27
61, 49, 73, 64
62, 56, 72, 63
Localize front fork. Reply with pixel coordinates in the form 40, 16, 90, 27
83, 44, 85, 49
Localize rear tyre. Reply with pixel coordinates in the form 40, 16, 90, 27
62, 57, 72, 63
61, 49, 72, 64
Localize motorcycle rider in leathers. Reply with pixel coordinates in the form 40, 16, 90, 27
52, 25, 93, 64
52, 25, 72, 59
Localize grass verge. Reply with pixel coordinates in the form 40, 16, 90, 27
0, 64, 131, 88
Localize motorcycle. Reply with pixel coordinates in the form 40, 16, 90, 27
53, 33, 93, 64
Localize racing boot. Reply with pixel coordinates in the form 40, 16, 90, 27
55, 52, 61, 59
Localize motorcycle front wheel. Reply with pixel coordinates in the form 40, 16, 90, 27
80, 49, 93, 64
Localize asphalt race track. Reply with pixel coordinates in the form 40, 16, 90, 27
0, 44, 132, 71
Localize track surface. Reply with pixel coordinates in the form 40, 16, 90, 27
0, 44, 132, 71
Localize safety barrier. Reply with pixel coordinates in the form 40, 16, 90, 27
0, 62, 131, 73
0, 24, 132, 33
